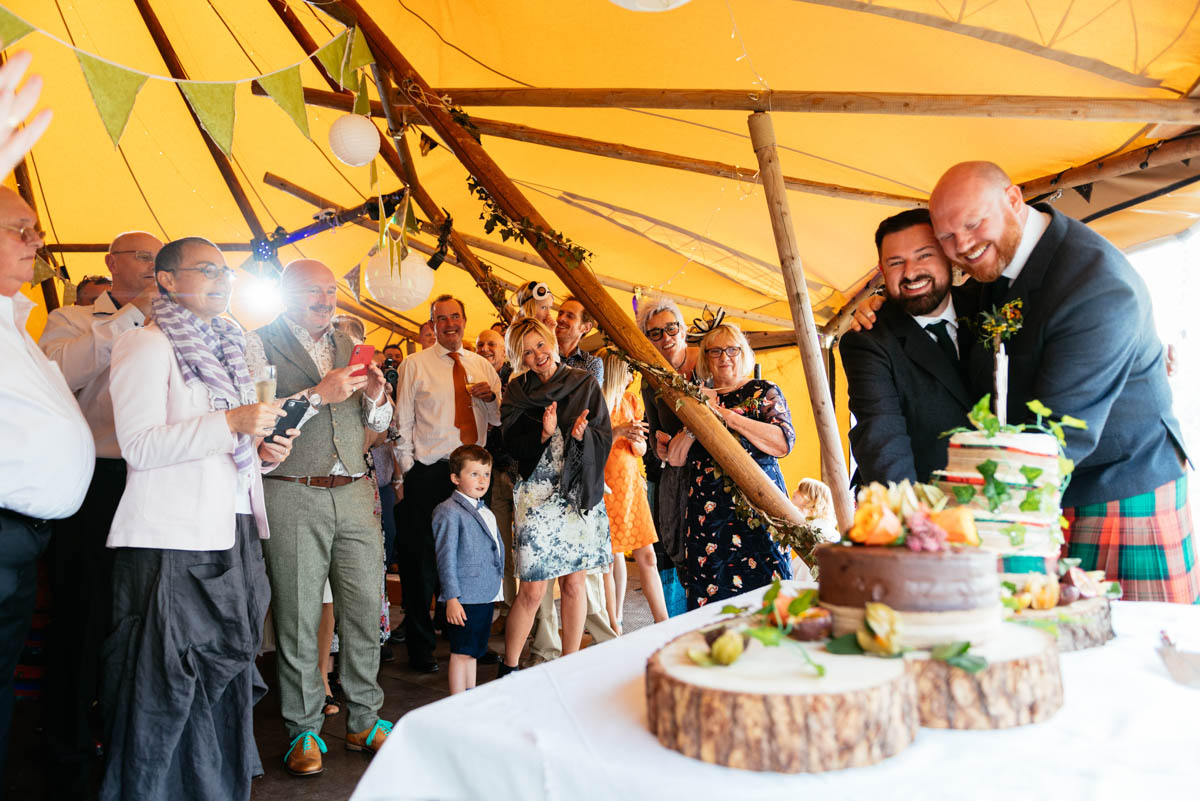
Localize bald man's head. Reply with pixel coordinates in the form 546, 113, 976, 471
0, 187, 42, 297
106, 231, 162, 298
928, 161, 1026, 283
280, 258, 338, 335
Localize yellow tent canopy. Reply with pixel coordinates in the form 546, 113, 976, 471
8, 0, 1200, 488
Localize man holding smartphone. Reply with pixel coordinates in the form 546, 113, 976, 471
244, 259, 393, 776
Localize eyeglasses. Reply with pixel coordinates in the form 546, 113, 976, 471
0, 222, 45, 244
167, 265, 236, 280
109, 249, 156, 263
645, 321, 682, 341
705, 346, 742, 360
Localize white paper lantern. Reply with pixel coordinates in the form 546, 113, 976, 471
328, 113, 380, 167
365, 249, 435, 312
607, 0, 693, 10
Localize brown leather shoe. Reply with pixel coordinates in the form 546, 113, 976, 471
284, 731, 326, 776
346, 719, 393, 754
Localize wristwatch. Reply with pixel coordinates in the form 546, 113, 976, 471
308, 391, 323, 409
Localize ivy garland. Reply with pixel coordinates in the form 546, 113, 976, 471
465, 176, 593, 269
604, 344, 823, 570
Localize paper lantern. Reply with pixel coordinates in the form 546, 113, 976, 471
608, 0, 693, 10
328, 113, 380, 167
365, 249, 435, 312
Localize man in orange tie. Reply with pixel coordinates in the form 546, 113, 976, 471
393, 295, 501, 672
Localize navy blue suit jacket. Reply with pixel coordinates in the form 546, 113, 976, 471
840, 291, 974, 485
961, 205, 1188, 507
433, 492, 504, 605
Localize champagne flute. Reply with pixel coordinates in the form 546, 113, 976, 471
255, 365, 277, 404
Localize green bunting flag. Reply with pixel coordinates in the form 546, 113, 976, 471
316, 28, 375, 89
354, 72, 371, 116
343, 263, 362, 303
0, 7, 33, 47
257, 66, 309, 139
29, 254, 54, 285
60, 277, 77, 306
179, 81, 236, 156
77, 53, 148, 147
348, 26, 374, 72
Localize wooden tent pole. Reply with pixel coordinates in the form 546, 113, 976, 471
47, 243, 253, 253
747, 111, 854, 531
408, 87, 1200, 124
1019, 133, 1200, 199
251, 84, 921, 208
132, 0, 267, 245
265, 0, 345, 94
336, 295, 417, 341
335, 0, 803, 527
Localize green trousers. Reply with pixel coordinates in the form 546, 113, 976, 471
262, 477, 384, 738
530, 571, 617, 660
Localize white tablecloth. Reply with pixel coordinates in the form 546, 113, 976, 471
351, 588, 1200, 801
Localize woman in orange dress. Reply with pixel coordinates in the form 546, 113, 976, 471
601, 353, 669, 631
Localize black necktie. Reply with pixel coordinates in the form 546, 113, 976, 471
985, 276, 1011, 310
926, 320, 960, 366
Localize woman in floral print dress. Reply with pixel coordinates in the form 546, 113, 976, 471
664, 323, 794, 609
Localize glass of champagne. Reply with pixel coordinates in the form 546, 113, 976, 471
255, 365, 277, 404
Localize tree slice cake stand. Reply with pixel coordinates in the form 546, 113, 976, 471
645, 624, 918, 773
1011, 596, 1114, 652
646, 622, 1064, 771
907, 622, 1062, 729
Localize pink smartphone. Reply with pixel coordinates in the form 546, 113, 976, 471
348, 344, 375, 377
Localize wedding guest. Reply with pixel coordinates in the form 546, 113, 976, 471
668, 323, 794, 608
417, 320, 436, 349
499, 318, 612, 674
514, 280, 554, 327
600, 352, 668, 631
100, 237, 297, 801
790, 478, 839, 581
74, 275, 111, 306
434, 445, 504, 693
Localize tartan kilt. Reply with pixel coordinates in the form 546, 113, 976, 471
1062, 474, 1199, 604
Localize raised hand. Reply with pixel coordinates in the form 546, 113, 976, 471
0, 52, 52, 182
541, 400, 558, 442
314, 364, 369, 405
258, 429, 299, 462
849, 293, 886, 332
571, 408, 590, 441
226, 402, 285, 436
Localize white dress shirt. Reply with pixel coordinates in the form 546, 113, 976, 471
394, 344, 501, 474
455, 490, 505, 603
913, 297, 961, 356
244, 317, 391, 476
39, 291, 145, 459
1, 292, 95, 519
1001, 207, 1051, 286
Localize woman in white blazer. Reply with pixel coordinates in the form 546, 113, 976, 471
100, 237, 299, 801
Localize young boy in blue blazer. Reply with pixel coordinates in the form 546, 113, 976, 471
433, 444, 505, 693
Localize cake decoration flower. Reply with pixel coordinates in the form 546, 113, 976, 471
856, 602, 903, 656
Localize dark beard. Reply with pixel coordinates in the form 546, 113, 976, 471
899, 290, 947, 317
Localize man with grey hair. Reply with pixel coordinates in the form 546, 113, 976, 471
39, 230, 162, 794
636, 297, 697, 617
74, 274, 111, 306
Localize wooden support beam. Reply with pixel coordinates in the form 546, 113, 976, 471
1019, 132, 1200, 199
336, 295, 417, 341
748, 111, 853, 533
417, 87, 1200, 124
251, 84, 922, 208
265, 0, 345, 94
48, 242, 252, 253
132, 0, 267, 244
335, 0, 803, 528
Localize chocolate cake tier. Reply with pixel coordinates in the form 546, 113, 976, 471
816, 544, 999, 613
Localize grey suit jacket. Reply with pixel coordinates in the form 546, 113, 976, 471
961, 206, 1189, 506
433, 492, 504, 605
839, 294, 974, 485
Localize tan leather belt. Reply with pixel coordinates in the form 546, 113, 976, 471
265, 474, 363, 489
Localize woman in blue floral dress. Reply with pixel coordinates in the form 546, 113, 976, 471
664, 323, 794, 609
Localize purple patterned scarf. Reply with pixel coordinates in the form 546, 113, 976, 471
151, 296, 256, 475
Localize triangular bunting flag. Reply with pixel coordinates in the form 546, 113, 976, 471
343, 263, 362, 303
257, 66, 309, 139
29, 254, 54, 285
77, 53, 148, 147
61, 278, 77, 306
354, 72, 370, 116
179, 81, 237, 157
315, 31, 352, 89
348, 27, 375, 71
0, 7, 33, 47
1071, 183, 1093, 203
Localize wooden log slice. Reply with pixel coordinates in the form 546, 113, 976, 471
1011, 596, 1114, 652
906, 622, 1062, 730
645, 625, 918, 772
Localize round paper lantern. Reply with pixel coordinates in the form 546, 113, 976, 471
608, 0, 693, 10
365, 249, 435, 312
328, 113, 380, 167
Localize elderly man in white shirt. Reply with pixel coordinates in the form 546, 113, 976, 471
37, 229, 162, 793
0, 186, 94, 790
244, 259, 394, 776
393, 295, 501, 673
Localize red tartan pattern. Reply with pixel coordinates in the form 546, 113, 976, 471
1062, 477, 1200, 604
